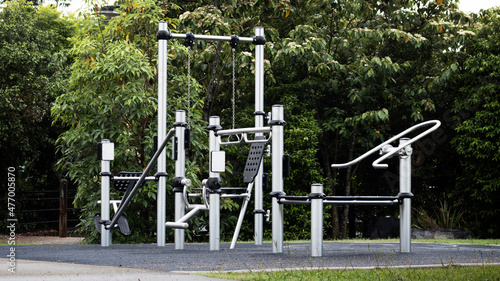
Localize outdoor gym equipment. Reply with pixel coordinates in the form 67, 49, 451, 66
270, 120, 441, 256
96, 22, 286, 250
156, 22, 281, 251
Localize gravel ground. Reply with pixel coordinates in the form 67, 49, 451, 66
3, 241, 500, 272
2, 237, 500, 280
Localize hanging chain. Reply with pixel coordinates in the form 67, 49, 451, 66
232, 48, 236, 129
187, 46, 191, 129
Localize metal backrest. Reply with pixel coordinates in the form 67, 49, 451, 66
243, 141, 266, 183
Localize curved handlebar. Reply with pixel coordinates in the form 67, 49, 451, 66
331, 120, 441, 169
216, 127, 272, 146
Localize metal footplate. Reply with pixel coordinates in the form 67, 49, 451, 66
117, 214, 131, 236
93, 213, 131, 236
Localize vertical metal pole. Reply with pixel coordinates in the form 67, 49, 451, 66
157, 21, 168, 246
254, 26, 265, 246
100, 139, 113, 247
311, 183, 323, 257
271, 105, 284, 253
399, 138, 412, 253
209, 116, 221, 251
174, 110, 186, 249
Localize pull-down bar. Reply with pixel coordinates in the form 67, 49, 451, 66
157, 30, 265, 45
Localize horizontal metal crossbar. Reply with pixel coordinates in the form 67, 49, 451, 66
274, 194, 411, 206
169, 33, 255, 43
323, 199, 399, 206
113, 176, 157, 181
217, 126, 271, 136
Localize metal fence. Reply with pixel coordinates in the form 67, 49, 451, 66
15, 179, 81, 237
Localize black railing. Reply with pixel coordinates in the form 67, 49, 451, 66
15, 179, 81, 237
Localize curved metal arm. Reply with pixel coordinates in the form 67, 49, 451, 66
183, 185, 209, 210
331, 120, 441, 169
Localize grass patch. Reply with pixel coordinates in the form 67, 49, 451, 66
204, 265, 500, 280
326, 238, 500, 245
277, 238, 500, 245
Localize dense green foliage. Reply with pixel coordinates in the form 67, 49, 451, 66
451, 8, 500, 237
0, 0, 74, 229
51, 0, 216, 242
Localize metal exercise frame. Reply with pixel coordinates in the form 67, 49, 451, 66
98, 128, 175, 247
271, 120, 441, 256
157, 22, 270, 249
166, 107, 284, 251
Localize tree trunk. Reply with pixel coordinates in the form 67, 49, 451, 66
341, 123, 357, 238
330, 131, 341, 239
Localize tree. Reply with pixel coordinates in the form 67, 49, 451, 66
268, 0, 474, 238
451, 7, 500, 237
0, 0, 74, 230
51, 0, 211, 242
171, 1, 326, 240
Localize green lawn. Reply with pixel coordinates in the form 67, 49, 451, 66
204, 265, 500, 280
200, 238, 500, 280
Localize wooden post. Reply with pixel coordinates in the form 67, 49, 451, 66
59, 179, 68, 238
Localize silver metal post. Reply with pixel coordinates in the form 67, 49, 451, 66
174, 110, 186, 249
399, 138, 412, 253
271, 105, 284, 253
209, 116, 221, 250
254, 26, 265, 246
157, 21, 168, 246
100, 139, 113, 247
311, 183, 323, 257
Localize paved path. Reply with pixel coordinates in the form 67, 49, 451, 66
2, 242, 500, 280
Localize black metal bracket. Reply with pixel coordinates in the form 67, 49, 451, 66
154, 172, 168, 180
230, 35, 239, 49
269, 119, 286, 126
206, 177, 222, 193
253, 35, 266, 45
99, 171, 113, 180
157, 30, 172, 40
172, 176, 186, 193
308, 192, 326, 199
185, 32, 195, 47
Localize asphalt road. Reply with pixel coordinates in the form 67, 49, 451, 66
2, 241, 500, 280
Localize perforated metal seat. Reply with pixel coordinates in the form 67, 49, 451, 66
114, 172, 144, 192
